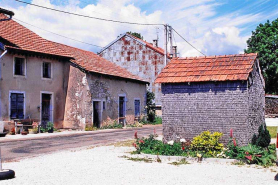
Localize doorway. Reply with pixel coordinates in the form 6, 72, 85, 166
41, 93, 52, 127
93, 101, 101, 128
119, 96, 126, 125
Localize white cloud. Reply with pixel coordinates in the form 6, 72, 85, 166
1, 0, 278, 56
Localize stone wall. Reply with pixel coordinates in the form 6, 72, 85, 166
99, 34, 165, 106
64, 66, 147, 129
265, 96, 278, 115
161, 81, 250, 145
247, 60, 265, 141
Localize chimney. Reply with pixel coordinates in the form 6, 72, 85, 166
153, 39, 158, 47
172, 46, 177, 58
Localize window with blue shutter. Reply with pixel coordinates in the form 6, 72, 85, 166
134, 100, 140, 117
10, 93, 24, 119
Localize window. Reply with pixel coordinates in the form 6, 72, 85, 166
10, 93, 24, 119
43, 62, 51, 78
14, 57, 25, 76
134, 99, 140, 117
103, 101, 106, 110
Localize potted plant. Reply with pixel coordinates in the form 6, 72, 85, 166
46, 122, 54, 133
28, 122, 39, 134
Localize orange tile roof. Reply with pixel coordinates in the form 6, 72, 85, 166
0, 13, 148, 83
55, 43, 148, 83
155, 53, 258, 83
0, 14, 72, 58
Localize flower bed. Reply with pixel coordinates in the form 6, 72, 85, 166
132, 126, 276, 167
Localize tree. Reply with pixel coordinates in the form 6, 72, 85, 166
146, 91, 155, 122
251, 124, 271, 149
127, 32, 144, 40
245, 19, 278, 94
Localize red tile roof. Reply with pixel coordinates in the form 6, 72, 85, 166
155, 53, 258, 83
0, 14, 72, 58
0, 13, 148, 83
55, 43, 148, 83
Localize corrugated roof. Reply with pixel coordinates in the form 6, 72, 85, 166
0, 13, 148, 83
155, 53, 258, 83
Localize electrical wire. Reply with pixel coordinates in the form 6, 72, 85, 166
172, 27, 206, 56
14, 0, 164, 26
13, 18, 103, 48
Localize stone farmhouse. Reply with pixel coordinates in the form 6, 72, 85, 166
155, 54, 265, 145
98, 33, 171, 115
0, 13, 148, 130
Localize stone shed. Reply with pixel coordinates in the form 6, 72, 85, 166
155, 54, 265, 145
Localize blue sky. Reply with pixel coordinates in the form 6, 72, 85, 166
1, 0, 278, 56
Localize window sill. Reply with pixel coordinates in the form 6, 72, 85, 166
13, 75, 26, 78
42, 77, 52, 81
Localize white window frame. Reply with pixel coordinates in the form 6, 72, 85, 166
9, 90, 26, 121
40, 91, 54, 123
134, 98, 141, 117
13, 56, 27, 77
41, 61, 53, 80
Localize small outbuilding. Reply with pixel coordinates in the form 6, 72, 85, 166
155, 54, 265, 145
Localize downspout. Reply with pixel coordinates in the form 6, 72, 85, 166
0, 50, 7, 59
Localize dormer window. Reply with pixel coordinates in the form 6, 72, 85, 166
43, 62, 51, 78
14, 57, 25, 76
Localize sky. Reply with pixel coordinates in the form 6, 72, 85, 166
1, 0, 278, 57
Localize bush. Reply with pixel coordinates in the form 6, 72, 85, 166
191, 131, 224, 157
252, 124, 271, 149
100, 123, 123, 129
85, 125, 97, 131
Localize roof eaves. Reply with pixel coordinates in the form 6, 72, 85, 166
98, 33, 128, 54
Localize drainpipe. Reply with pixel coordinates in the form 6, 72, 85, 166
0, 50, 7, 59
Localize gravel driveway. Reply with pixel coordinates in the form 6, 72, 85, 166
1, 145, 277, 185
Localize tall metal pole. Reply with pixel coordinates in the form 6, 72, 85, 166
164, 24, 168, 66
169, 26, 173, 57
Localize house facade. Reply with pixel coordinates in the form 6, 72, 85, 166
99, 33, 169, 115
0, 13, 148, 130
155, 54, 265, 145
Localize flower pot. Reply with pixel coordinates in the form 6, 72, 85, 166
21, 131, 28, 135
0, 132, 8, 137
28, 129, 38, 134
47, 128, 53, 133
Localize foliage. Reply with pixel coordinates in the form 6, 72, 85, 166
85, 125, 97, 131
100, 123, 123, 129
127, 32, 144, 40
10, 127, 15, 135
267, 126, 277, 138
252, 125, 271, 148
133, 134, 189, 156
146, 91, 156, 122
139, 116, 162, 125
245, 19, 278, 94
191, 131, 224, 157
46, 122, 54, 131
126, 122, 143, 128
40, 126, 46, 133
226, 128, 276, 167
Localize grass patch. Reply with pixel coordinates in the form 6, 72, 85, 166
120, 155, 152, 163
169, 158, 190, 166
231, 160, 245, 166
112, 140, 135, 147
267, 126, 277, 138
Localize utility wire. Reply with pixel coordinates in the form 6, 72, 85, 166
172, 27, 206, 56
14, 0, 164, 26
13, 18, 103, 48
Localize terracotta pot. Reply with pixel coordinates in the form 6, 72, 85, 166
21, 131, 28, 135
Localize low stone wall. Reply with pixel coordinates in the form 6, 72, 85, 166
265, 95, 278, 115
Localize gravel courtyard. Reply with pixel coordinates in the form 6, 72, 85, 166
1, 144, 277, 185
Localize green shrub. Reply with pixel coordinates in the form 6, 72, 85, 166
252, 124, 271, 149
85, 125, 97, 131
100, 122, 123, 129
191, 131, 224, 157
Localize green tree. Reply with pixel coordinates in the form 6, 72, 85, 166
245, 19, 278, 94
146, 91, 155, 122
127, 32, 144, 40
